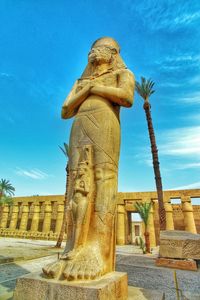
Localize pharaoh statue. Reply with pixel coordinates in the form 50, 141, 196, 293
43, 37, 135, 281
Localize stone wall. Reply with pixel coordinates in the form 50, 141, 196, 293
0, 189, 200, 245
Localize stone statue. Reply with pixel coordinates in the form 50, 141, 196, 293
43, 37, 135, 281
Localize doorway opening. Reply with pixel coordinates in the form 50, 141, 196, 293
128, 212, 142, 244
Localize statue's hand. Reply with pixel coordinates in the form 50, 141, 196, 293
83, 81, 94, 93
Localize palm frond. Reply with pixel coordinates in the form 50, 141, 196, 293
0, 195, 13, 206
135, 77, 155, 101
59, 143, 69, 159
0, 179, 15, 196
135, 201, 152, 226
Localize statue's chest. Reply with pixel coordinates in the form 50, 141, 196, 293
76, 72, 118, 93
92, 72, 118, 87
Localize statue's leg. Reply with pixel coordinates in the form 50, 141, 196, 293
43, 119, 83, 278
62, 112, 120, 280
62, 165, 117, 280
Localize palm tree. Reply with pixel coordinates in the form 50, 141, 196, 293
135, 201, 152, 253
0, 179, 15, 205
56, 143, 71, 248
135, 77, 166, 231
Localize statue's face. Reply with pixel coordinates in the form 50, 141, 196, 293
78, 165, 87, 176
88, 46, 112, 65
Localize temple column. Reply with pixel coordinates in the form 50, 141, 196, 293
164, 197, 174, 230
31, 203, 40, 231
116, 204, 126, 245
19, 204, 29, 231
147, 202, 156, 247
42, 202, 52, 232
181, 196, 197, 234
9, 203, 19, 229
55, 202, 64, 233
0, 204, 9, 228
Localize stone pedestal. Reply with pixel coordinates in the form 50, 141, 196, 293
13, 271, 128, 300
156, 257, 197, 271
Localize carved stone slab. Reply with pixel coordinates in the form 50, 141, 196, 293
13, 271, 128, 300
159, 230, 200, 259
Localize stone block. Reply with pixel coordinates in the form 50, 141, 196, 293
13, 271, 128, 300
156, 258, 197, 271
159, 230, 200, 259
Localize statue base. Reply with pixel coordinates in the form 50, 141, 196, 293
13, 271, 128, 300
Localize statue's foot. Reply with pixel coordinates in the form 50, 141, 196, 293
42, 260, 65, 279
63, 245, 105, 280
60, 246, 82, 260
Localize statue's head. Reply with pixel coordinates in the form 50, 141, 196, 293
81, 37, 126, 78
88, 37, 120, 65
91, 37, 120, 53
77, 161, 88, 176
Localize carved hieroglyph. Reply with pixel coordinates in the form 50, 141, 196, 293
43, 37, 135, 281
159, 230, 200, 259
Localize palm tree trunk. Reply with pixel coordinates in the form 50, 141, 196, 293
144, 230, 150, 253
143, 102, 166, 231
56, 163, 70, 248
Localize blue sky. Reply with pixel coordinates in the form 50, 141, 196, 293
0, 0, 200, 197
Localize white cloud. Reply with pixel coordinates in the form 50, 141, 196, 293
185, 113, 200, 122
0, 72, 11, 77
126, 1, 200, 31
176, 92, 200, 105
159, 126, 200, 158
15, 168, 49, 180
171, 181, 200, 190
174, 12, 200, 26
173, 162, 200, 170
155, 54, 200, 74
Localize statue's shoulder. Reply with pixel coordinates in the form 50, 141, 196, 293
116, 68, 135, 83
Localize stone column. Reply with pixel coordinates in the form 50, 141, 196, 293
55, 202, 64, 233
9, 203, 19, 229
164, 198, 174, 230
147, 202, 156, 247
42, 202, 52, 232
19, 204, 29, 231
181, 196, 197, 234
116, 204, 126, 245
0, 204, 9, 228
31, 203, 40, 231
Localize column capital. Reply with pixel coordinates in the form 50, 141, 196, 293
181, 196, 191, 203
32, 203, 40, 212
164, 202, 173, 213
21, 204, 29, 212
182, 201, 193, 212
44, 202, 52, 212
117, 204, 125, 213
57, 203, 64, 213
2, 204, 9, 212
